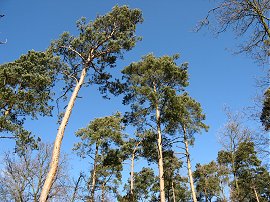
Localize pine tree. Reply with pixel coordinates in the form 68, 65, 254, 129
73, 113, 125, 202
164, 94, 208, 202
40, 6, 143, 200
122, 53, 189, 202
0, 50, 60, 153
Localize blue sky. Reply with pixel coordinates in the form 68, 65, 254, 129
0, 0, 265, 192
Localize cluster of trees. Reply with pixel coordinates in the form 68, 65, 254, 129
0, 1, 269, 201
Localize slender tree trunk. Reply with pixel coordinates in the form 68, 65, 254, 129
156, 112, 165, 202
253, 187, 260, 202
183, 127, 197, 202
101, 183, 105, 202
130, 141, 141, 199
153, 83, 166, 202
90, 144, 99, 202
130, 151, 135, 197
71, 173, 84, 202
231, 154, 240, 198
40, 67, 87, 202
172, 181, 176, 202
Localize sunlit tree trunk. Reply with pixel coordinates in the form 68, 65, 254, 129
130, 141, 141, 199
183, 126, 197, 202
253, 187, 260, 202
153, 83, 166, 202
40, 67, 87, 202
101, 183, 105, 202
90, 144, 99, 202
172, 181, 176, 202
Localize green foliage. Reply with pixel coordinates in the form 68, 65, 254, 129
194, 161, 226, 201
51, 5, 143, 97
122, 53, 189, 128
260, 88, 270, 131
121, 167, 157, 202
163, 150, 190, 201
164, 93, 208, 141
218, 141, 270, 201
74, 113, 125, 199
74, 112, 124, 155
0, 50, 60, 152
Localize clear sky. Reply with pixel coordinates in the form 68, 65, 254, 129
0, 0, 265, 192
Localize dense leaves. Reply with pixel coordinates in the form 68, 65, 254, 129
0, 50, 60, 151
218, 141, 270, 201
51, 5, 143, 97
74, 113, 125, 200
122, 53, 189, 128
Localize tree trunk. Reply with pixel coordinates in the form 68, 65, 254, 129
71, 173, 83, 202
130, 140, 141, 199
130, 151, 135, 200
153, 83, 166, 202
172, 181, 176, 202
90, 144, 99, 202
231, 153, 240, 198
101, 183, 105, 202
253, 187, 260, 202
39, 67, 87, 202
183, 127, 197, 202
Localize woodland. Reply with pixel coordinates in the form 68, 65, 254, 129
0, 1, 269, 202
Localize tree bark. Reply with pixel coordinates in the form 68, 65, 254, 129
253, 187, 260, 202
183, 127, 197, 202
172, 181, 176, 202
101, 183, 105, 202
130, 140, 141, 198
90, 144, 99, 202
39, 67, 87, 202
153, 83, 166, 202
130, 151, 135, 197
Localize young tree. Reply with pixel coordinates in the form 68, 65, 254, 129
120, 167, 157, 202
0, 50, 60, 152
122, 54, 189, 202
164, 94, 208, 202
194, 161, 228, 202
0, 143, 70, 202
40, 6, 143, 200
73, 113, 125, 202
217, 109, 252, 200
120, 132, 145, 200
218, 140, 270, 201
163, 150, 190, 202
197, 0, 270, 64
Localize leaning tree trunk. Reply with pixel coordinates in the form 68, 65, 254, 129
40, 67, 87, 202
183, 127, 197, 202
153, 83, 166, 202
